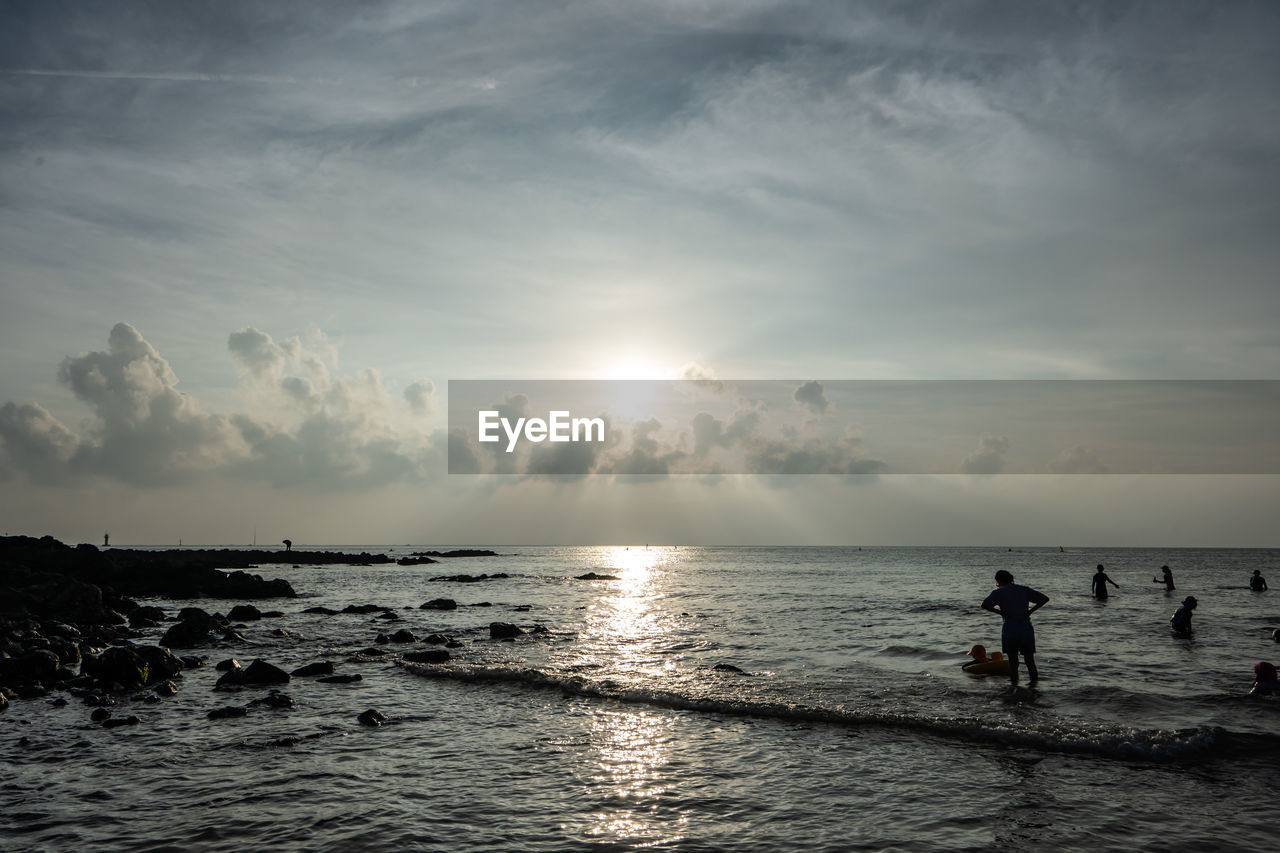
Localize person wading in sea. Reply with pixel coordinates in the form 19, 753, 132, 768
981, 570, 1049, 688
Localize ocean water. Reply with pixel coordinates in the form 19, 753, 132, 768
4, 545, 1280, 852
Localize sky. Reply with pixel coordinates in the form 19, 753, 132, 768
1, 0, 1278, 546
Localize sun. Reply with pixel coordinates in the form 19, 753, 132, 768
598, 356, 667, 380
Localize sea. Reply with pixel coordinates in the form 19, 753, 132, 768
3, 545, 1279, 852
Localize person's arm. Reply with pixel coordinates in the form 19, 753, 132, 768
982, 600, 1001, 616
1110, 576, 1120, 588
1028, 590, 1049, 616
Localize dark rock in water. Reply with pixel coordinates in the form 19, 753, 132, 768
514, 604, 532, 612
214, 669, 244, 689
403, 649, 450, 664
528, 625, 549, 634
317, 674, 362, 684
359, 647, 388, 656
83, 692, 116, 707
102, 715, 141, 728
419, 598, 457, 611
248, 690, 294, 709
49, 696, 68, 707
473, 601, 492, 607
261, 611, 284, 618
712, 663, 747, 674
270, 628, 302, 638
222, 629, 247, 643
0, 649, 59, 686
135, 646, 184, 682
153, 680, 178, 697
90, 707, 111, 722
290, 661, 334, 677
161, 608, 225, 648
396, 555, 438, 565
390, 629, 416, 643
17, 683, 49, 699
341, 604, 386, 615
302, 606, 340, 616
207, 706, 248, 720
357, 708, 388, 727
0, 693, 6, 712
429, 572, 510, 583
374, 633, 390, 645
421, 633, 450, 645
215, 658, 242, 672
240, 659, 290, 685
128, 606, 165, 628
180, 655, 206, 669
417, 549, 498, 558
489, 622, 524, 640
84, 646, 150, 690
575, 572, 620, 581
375, 610, 402, 622
446, 640, 464, 649
227, 604, 263, 621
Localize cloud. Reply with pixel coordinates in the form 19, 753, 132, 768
1046, 445, 1109, 474
793, 380, 829, 415
960, 433, 1010, 474
404, 379, 436, 415
0, 323, 447, 489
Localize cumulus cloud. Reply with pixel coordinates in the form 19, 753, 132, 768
793, 380, 830, 416
961, 433, 1010, 474
1046, 445, 1109, 474
404, 379, 436, 415
0, 323, 446, 489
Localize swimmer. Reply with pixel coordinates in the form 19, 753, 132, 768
1249, 661, 1279, 696
1153, 565, 1175, 591
1170, 596, 1197, 636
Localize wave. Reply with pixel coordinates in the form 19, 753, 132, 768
396, 660, 1263, 763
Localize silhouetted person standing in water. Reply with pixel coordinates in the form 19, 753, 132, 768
1092, 564, 1119, 600
1170, 596, 1197, 636
981, 570, 1049, 687
1250, 570, 1268, 592
1153, 565, 1175, 591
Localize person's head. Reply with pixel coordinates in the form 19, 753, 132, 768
1183, 596, 1198, 609
995, 570, 1014, 586
967, 644, 988, 661
1253, 570, 1262, 576
1097, 564, 1104, 571
1162, 565, 1171, 573
1255, 661, 1277, 683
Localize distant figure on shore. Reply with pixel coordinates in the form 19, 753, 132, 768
283, 539, 293, 552
1092, 564, 1119, 600
1250, 570, 1268, 592
1153, 565, 1175, 591
1170, 596, 1197, 636
981, 569, 1049, 687
1249, 661, 1279, 696
103, 532, 109, 547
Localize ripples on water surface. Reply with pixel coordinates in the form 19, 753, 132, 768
4, 546, 1280, 851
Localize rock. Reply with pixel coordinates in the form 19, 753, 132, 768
357, 708, 388, 727
160, 608, 224, 648
90, 708, 111, 722
128, 606, 166, 627
403, 649, 450, 664
135, 646, 184, 682
428, 572, 510, 583
419, 598, 457, 611
215, 658, 242, 672
180, 656, 206, 669
473, 602, 492, 607
514, 605, 532, 612
713, 663, 747, 674
83, 692, 116, 707
302, 606, 340, 615
83, 646, 149, 690
270, 628, 302, 638
102, 715, 141, 728
47, 639, 81, 666
247, 691, 294, 709
227, 604, 263, 621
489, 622, 524, 640
240, 660, 290, 685
390, 629, 416, 643
340, 604, 385, 615
317, 674, 362, 684
49, 696, 68, 707
0, 693, 6, 712
396, 556, 438, 565
374, 633, 391, 645
375, 610, 402, 621
0, 649, 59, 686
574, 572, 620, 580
418, 549, 498, 558
421, 633, 450, 645
207, 706, 248, 720
359, 647, 387, 656
222, 629, 247, 643
261, 611, 284, 618
153, 680, 178, 697
290, 661, 334, 677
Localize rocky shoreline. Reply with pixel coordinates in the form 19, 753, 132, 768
0, 535, 504, 725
